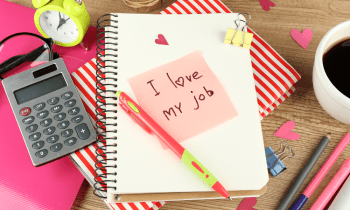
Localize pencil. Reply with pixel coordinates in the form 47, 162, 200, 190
291, 132, 350, 210
275, 133, 331, 210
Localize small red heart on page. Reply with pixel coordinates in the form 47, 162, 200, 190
291, 28, 313, 49
237, 197, 257, 210
259, 0, 275, 11
155, 34, 169, 45
274, 121, 300, 140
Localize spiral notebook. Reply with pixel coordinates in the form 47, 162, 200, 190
98, 13, 270, 203
69, 0, 300, 208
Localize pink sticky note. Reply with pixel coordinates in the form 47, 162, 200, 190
128, 51, 238, 147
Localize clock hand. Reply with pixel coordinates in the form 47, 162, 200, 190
57, 12, 63, 30
57, 17, 71, 31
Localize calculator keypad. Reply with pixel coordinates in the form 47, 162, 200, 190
40, 118, 52, 127
33, 102, 45, 111
57, 121, 69, 129
68, 107, 80, 115
43, 126, 55, 135
32, 141, 45, 150
71, 115, 83, 124
37, 110, 49, 119
29, 132, 41, 141
64, 137, 77, 146
17, 86, 94, 166
35, 149, 48, 158
20, 107, 31, 116
64, 99, 76, 107
75, 123, 91, 140
61, 129, 73, 137
47, 97, 59, 105
47, 135, 59, 143
50, 143, 63, 152
54, 113, 66, 121
23, 116, 35, 124
51, 105, 63, 113
61, 91, 73, 100
26, 124, 38, 133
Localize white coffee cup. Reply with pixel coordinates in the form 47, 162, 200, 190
314, 21, 350, 124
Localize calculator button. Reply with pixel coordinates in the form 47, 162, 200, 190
20, 107, 31, 116
51, 105, 63, 113
68, 107, 80, 115
46, 135, 59, 143
26, 124, 38, 133
62, 91, 73, 100
29, 132, 41, 141
35, 149, 48, 158
32, 141, 45, 150
54, 113, 66, 121
64, 137, 77, 146
64, 99, 76, 107
48, 97, 59, 105
22, 116, 35, 124
43, 126, 55, 135
33, 102, 45, 111
75, 123, 90, 140
50, 143, 62, 152
37, 110, 49, 119
61, 129, 73, 137
71, 115, 83, 124
40, 118, 52, 127
57, 121, 70, 129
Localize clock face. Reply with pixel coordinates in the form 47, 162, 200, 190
39, 10, 79, 44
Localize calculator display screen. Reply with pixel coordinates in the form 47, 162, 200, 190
14, 74, 67, 105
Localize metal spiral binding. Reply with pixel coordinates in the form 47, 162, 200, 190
94, 14, 119, 198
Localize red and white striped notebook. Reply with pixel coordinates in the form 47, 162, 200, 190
69, 0, 300, 209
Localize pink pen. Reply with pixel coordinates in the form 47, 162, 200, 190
116, 91, 232, 199
310, 157, 350, 210
291, 133, 350, 210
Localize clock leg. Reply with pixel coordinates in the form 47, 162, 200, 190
79, 41, 89, 51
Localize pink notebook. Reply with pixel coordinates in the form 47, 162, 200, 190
0, 1, 96, 209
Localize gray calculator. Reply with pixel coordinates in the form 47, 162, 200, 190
2, 58, 96, 167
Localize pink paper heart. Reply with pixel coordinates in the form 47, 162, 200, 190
237, 197, 257, 210
274, 121, 300, 140
291, 28, 313, 49
155, 34, 169, 45
259, 0, 275, 11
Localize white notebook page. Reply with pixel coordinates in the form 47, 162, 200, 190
105, 13, 268, 197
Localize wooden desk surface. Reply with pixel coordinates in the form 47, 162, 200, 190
8, 0, 350, 209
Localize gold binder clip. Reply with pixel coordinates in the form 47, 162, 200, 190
224, 13, 254, 49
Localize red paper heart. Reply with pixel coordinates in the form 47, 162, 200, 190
259, 0, 275, 11
155, 34, 169, 45
237, 197, 257, 210
274, 121, 300, 140
290, 28, 313, 49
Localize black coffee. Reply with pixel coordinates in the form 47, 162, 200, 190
323, 39, 350, 98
